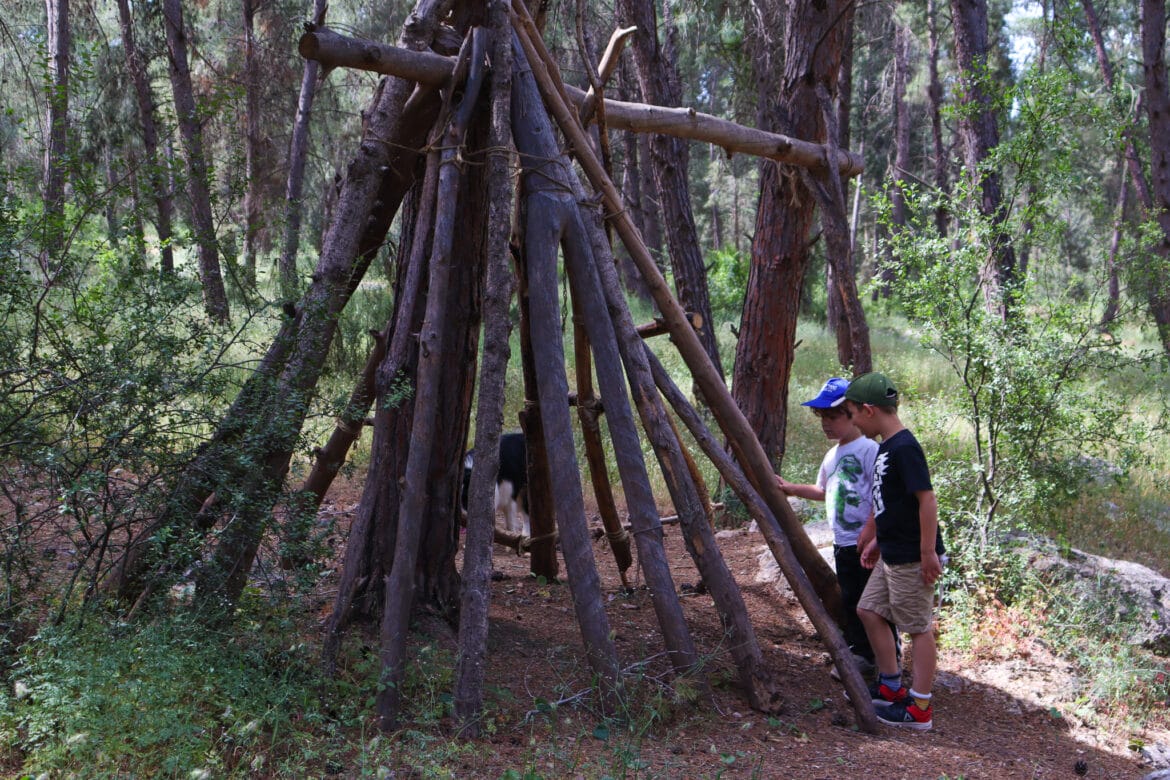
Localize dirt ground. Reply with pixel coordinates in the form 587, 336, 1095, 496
315, 480, 1169, 780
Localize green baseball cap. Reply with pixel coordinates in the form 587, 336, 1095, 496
845, 372, 899, 407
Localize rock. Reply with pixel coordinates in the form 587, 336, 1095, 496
1141, 771, 1170, 780
1027, 538, 1170, 654
754, 520, 835, 588
1143, 743, 1170, 769
1071, 454, 1123, 487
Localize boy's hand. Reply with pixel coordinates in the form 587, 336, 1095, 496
860, 539, 879, 569
920, 549, 942, 586
775, 475, 792, 495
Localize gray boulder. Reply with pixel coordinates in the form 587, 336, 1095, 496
1027, 539, 1170, 655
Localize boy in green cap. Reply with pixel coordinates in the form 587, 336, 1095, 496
844, 372, 945, 731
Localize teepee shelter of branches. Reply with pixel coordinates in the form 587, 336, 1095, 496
298, 0, 878, 734
102, 0, 877, 736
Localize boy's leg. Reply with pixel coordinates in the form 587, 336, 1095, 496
858, 606, 899, 674
857, 561, 898, 674
872, 563, 937, 729
910, 628, 936, 696
833, 545, 874, 663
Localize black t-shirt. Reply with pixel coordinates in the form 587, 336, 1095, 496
873, 429, 946, 564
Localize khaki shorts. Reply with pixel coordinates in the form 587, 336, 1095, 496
857, 559, 936, 635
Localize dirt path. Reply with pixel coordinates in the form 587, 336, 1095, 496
316, 484, 1165, 779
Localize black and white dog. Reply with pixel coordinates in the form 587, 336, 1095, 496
462, 431, 530, 536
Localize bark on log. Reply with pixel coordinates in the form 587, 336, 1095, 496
298, 26, 862, 177
282, 326, 388, 569
454, 8, 515, 732
378, 28, 488, 731
512, 42, 701, 685
509, 1, 842, 622
520, 181, 621, 710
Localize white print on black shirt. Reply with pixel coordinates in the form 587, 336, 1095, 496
872, 451, 889, 518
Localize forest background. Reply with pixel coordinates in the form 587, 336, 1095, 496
1, 0, 1170, 774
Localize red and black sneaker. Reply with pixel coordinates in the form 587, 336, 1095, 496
844, 679, 909, 706
875, 700, 933, 730
869, 680, 909, 706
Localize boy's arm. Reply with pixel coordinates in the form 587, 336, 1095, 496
774, 475, 826, 501
917, 489, 942, 585
858, 513, 879, 567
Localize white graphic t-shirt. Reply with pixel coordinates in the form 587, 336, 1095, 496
816, 435, 878, 547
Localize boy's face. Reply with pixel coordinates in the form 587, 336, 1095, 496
813, 406, 858, 441
842, 400, 879, 437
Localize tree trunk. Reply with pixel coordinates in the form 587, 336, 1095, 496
116, 0, 175, 274
1101, 160, 1127, 329
161, 0, 229, 322
734, 0, 853, 469
278, 2, 329, 301
951, 0, 1018, 321
616, 0, 724, 377
42, 0, 69, 269
802, 84, 871, 374
927, 0, 950, 236
881, 22, 912, 297
240, 0, 261, 289
1140, 0, 1170, 356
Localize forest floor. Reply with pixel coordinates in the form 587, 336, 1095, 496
316, 479, 1169, 780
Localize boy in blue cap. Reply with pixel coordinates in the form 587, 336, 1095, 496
844, 371, 945, 730
776, 377, 880, 675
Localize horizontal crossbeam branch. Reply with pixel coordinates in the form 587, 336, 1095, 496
299, 26, 863, 177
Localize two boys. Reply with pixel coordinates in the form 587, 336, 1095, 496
780, 372, 944, 730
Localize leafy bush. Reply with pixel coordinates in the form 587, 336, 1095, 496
0, 605, 355, 776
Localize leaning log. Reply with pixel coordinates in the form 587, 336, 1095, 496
513, 38, 704, 686
454, 2, 515, 736
572, 284, 633, 586
515, 120, 622, 710
378, 28, 488, 731
547, 97, 778, 710
509, 0, 843, 625
298, 26, 863, 177
646, 349, 880, 732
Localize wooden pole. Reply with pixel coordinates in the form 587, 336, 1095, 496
454, 2, 516, 736
297, 26, 863, 177
377, 29, 487, 730
571, 294, 634, 586
512, 37, 702, 687
557, 136, 779, 714
512, 44, 621, 709
322, 140, 442, 676
645, 348, 880, 732
509, 0, 843, 624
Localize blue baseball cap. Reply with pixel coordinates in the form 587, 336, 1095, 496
801, 377, 850, 408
